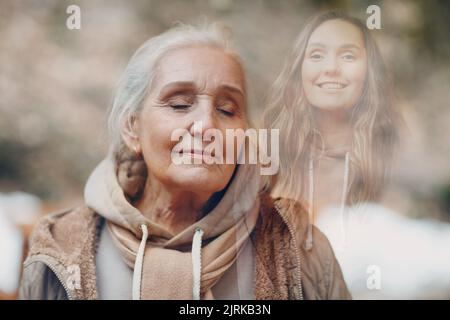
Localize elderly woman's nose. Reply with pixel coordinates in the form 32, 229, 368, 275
189, 99, 218, 134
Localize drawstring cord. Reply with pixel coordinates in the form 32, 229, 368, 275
192, 227, 204, 300
131, 224, 205, 300
305, 156, 315, 250
339, 152, 350, 250
306, 152, 350, 251
132, 224, 149, 300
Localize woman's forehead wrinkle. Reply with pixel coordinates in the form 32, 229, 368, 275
198, 76, 209, 94
152, 52, 245, 105
196, 74, 227, 95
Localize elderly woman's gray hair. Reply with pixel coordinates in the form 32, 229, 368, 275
107, 23, 244, 158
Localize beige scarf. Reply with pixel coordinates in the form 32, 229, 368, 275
85, 150, 262, 299
107, 197, 259, 299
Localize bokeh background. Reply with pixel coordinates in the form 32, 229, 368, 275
1, 0, 449, 299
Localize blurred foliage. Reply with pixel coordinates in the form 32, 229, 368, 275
439, 184, 450, 217
0, 0, 449, 218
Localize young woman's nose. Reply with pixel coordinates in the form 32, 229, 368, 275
323, 56, 340, 76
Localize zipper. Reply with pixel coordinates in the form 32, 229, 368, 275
274, 203, 304, 300
24, 256, 74, 300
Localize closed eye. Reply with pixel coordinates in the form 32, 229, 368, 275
170, 104, 191, 110
218, 108, 235, 116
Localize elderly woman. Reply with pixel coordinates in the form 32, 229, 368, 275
19, 24, 350, 300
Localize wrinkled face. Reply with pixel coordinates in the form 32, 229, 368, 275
132, 45, 247, 196
301, 19, 368, 112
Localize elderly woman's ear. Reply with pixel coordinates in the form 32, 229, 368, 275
121, 115, 142, 156
116, 115, 147, 200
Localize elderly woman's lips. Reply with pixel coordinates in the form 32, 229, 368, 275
180, 149, 211, 155
180, 149, 215, 159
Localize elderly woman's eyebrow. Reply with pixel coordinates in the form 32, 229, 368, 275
159, 82, 244, 100
159, 81, 196, 98
217, 85, 245, 109
218, 85, 245, 100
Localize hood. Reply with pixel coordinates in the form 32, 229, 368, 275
84, 152, 262, 248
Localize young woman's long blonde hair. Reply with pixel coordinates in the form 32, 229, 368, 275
263, 10, 402, 207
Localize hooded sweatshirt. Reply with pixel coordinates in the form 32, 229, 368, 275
19, 154, 352, 300
84, 153, 260, 299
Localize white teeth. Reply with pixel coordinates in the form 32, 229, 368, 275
319, 83, 345, 89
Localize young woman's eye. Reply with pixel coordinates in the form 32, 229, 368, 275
310, 53, 323, 60
342, 54, 356, 61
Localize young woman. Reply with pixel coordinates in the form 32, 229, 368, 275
263, 10, 401, 250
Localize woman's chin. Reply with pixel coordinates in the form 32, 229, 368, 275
309, 96, 358, 112
312, 102, 350, 112
169, 166, 230, 193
